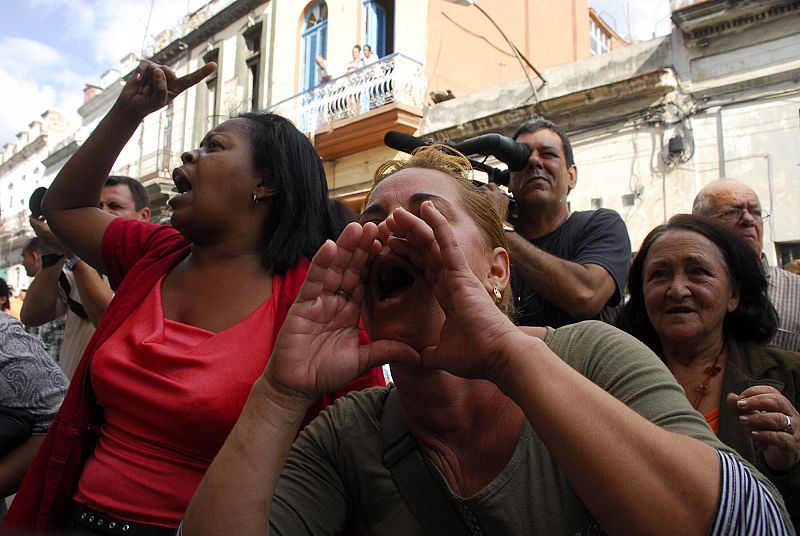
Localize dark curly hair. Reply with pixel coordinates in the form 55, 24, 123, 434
618, 214, 777, 355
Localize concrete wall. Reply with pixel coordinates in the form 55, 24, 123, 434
570, 124, 667, 251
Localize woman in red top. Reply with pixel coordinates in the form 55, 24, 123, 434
4, 60, 383, 534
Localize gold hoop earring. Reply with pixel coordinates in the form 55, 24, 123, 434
493, 287, 502, 305
251, 192, 258, 206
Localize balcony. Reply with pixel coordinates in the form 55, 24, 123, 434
270, 53, 426, 159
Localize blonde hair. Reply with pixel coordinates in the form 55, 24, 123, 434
372, 145, 513, 316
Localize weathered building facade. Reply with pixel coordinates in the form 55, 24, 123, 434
423, 0, 800, 265
0, 111, 73, 291
0, 0, 614, 281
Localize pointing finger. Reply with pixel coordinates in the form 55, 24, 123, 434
174, 62, 217, 94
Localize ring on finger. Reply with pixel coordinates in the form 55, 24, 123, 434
782, 414, 793, 432
335, 289, 349, 299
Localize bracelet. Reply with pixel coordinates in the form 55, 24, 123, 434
64, 256, 82, 271
502, 222, 515, 232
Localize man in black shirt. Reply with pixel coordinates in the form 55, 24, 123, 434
482, 118, 631, 327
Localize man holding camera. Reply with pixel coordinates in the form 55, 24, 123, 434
21, 176, 150, 379
483, 118, 631, 328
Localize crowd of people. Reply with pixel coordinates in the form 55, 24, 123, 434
1, 57, 798, 535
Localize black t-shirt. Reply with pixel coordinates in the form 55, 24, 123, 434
511, 209, 631, 328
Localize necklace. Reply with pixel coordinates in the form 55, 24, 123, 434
690, 347, 724, 410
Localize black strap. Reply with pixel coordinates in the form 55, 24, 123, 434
381, 388, 473, 536
58, 271, 89, 320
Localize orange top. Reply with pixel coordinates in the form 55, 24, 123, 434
704, 406, 720, 435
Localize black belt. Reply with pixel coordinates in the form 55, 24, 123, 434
70, 504, 176, 536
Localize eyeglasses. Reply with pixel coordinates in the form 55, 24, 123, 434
713, 207, 769, 223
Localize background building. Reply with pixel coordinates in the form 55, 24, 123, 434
1, 0, 614, 282
18, 1, 800, 277
422, 0, 800, 265
0, 110, 73, 291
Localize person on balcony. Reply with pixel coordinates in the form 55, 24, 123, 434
363, 44, 379, 65
347, 44, 364, 72
315, 55, 341, 84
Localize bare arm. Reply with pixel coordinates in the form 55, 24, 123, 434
505, 230, 617, 319
41, 106, 139, 271
41, 60, 216, 271
497, 334, 719, 534
481, 183, 619, 320
184, 376, 308, 535
70, 260, 113, 326
0, 435, 44, 498
390, 203, 720, 534
183, 207, 786, 535
19, 260, 67, 327
184, 224, 419, 535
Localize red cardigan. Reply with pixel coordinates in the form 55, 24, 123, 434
4, 220, 383, 530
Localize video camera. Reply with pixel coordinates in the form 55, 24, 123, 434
383, 131, 531, 186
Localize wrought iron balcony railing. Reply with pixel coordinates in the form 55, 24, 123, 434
270, 53, 426, 135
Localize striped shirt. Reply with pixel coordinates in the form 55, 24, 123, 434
710, 450, 792, 535
765, 264, 800, 352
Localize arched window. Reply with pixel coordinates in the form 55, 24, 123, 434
302, 1, 328, 90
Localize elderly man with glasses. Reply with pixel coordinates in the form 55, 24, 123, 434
693, 178, 800, 351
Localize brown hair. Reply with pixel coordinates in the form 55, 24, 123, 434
619, 214, 777, 354
372, 145, 513, 316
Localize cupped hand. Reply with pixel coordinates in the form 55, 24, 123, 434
727, 386, 800, 472
264, 222, 419, 407
380, 201, 522, 384
29, 216, 69, 256
115, 59, 217, 120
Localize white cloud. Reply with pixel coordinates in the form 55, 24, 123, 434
31, 0, 209, 68
0, 36, 80, 146
0, 0, 207, 146
0, 70, 58, 145
3, 37, 63, 76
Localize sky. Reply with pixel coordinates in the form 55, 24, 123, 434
590, 0, 673, 42
0, 0, 673, 148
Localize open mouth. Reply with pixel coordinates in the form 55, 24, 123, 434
376, 263, 416, 302
172, 169, 193, 194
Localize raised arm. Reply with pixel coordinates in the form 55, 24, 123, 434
384, 202, 790, 534
19, 257, 66, 327
183, 223, 418, 535
41, 60, 216, 271
70, 259, 114, 326
23, 217, 111, 327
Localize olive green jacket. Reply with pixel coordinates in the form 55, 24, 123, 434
720, 339, 800, 527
